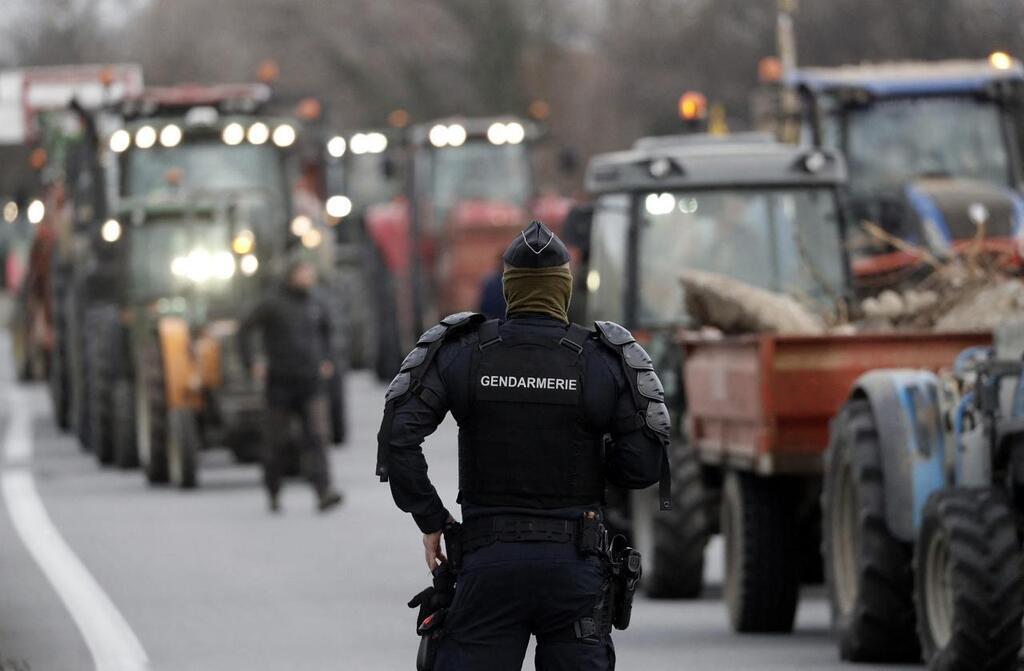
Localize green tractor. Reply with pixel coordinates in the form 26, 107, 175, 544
64, 85, 344, 485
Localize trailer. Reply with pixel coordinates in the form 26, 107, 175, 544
682, 330, 990, 633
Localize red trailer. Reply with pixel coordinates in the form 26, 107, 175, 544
681, 330, 991, 633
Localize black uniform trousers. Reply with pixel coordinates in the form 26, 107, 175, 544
435, 541, 615, 671
263, 377, 332, 497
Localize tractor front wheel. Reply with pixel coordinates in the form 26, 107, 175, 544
915, 488, 1022, 671
722, 470, 800, 633
822, 399, 919, 662
136, 333, 169, 484
167, 408, 200, 489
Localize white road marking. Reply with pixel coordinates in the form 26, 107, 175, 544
1, 387, 150, 671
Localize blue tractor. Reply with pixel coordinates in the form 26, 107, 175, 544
762, 56, 1024, 290
823, 328, 1024, 668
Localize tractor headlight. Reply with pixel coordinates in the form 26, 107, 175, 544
247, 122, 270, 145
212, 251, 235, 280
231, 229, 255, 255
326, 195, 352, 219
26, 199, 45, 224
487, 122, 508, 145
429, 124, 450, 148
135, 125, 157, 149
101, 219, 122, 243
240, 254, 259, 276
505, 122, 525, 145
159, 124, 183, 148
447, 124, 467, 147
222, 123, 245, 146
290, 215, 313, 237
272, 124, 296, 148
327, 135, 346, 158
109, 129, 131, 153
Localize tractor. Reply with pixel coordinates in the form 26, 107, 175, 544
321, 128, 399, 371
580, 132, 851, 600
761, 55, 1024, 290
59, 84, 343, 486
823, 324, 1024, 668
364, 115, 571, 380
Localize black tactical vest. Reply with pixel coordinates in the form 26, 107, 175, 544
458, 320, 605, 508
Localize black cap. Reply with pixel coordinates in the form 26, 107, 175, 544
502, 221, 570, 269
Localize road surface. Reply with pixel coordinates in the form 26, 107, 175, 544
0, 330, 920, 670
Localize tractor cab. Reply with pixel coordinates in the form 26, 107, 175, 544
365, 115, 571, 378
584, 134, 849, 329
582, 133, 849, 598
777, 57, 1024, 286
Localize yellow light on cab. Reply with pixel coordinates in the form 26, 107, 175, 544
3, 201, 17, 223
678, 91, 707, 122
301, 228, 322, 249
232, 230, 255, 255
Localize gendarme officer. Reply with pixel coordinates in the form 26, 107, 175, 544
377, 221, 671, 670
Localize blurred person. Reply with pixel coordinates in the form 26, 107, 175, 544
477, 255, 506, 320
376, 221, 671, 670
239, 259, 343, 513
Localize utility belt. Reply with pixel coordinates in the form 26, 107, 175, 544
460, 512, 608, 558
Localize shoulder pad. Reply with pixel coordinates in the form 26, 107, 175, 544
385, 371, 411, 401
645, 401, 671, 438
595, 321, 635, 346
417, 312, 485, 346
622, 341, 654, 371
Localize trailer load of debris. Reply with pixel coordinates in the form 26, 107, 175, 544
680, 268, 1024, 336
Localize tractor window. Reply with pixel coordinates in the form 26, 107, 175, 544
637, 187, 845, 327
843, 97, 1011, 195
585, 194, 630, 324
430, 142, 532, 225
124, 141, 287, 204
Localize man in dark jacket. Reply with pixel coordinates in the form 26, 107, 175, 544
376, 221, 670, 669
239, 259, 343, 513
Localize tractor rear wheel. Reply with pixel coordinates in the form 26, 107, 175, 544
136, 333, 169, 484
823, 399, 919, 662
722, 470, 800, 632
112, 378, 138, 469
640, 441, 708, 599
85, 306, 119, 465
915, 488, 1022, 671
48, 275, 70, 429
167, 408, 200, 489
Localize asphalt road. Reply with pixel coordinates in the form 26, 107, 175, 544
0, 330, 921, 671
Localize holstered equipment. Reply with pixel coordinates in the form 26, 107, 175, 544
408, 562, 457, 671
608, 537, 642, 631
376, 312, 485, 482
594, 320, 673, 511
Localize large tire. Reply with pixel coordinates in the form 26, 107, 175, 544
48, 273, 70, 429
85, 306, 119, 465
136, 333, 169, 484
915, 488, 1022, 671
68, 290, 92, 452
641, 442, 708, 599
112, 378, 139, 469
822, 399, 919, 662
722, 470, 800, 633
167, 408, 200, 489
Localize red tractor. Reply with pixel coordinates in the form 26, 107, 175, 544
365, 116, 572, 378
